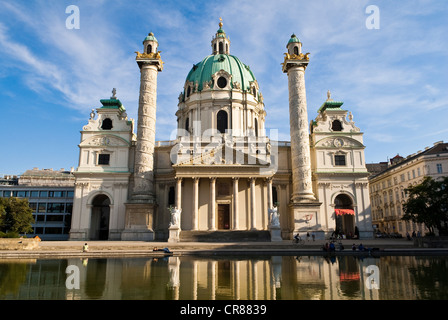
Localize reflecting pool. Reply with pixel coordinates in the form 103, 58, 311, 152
1, 255, 447, 300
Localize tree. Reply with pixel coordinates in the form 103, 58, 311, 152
401, 176, 448, 236
0, 197, 34, 235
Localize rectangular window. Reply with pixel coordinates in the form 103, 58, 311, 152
38, 203, 47, 213
66, 191, 74, 198
29, 202, 37, 212
2, 190, 11, 197
49, 191, 65, 198
46, 215, 64, 222
36, 215, 45, 222
98, 154, 110, 165
30, 191, 39, 198
17, 191, 28, 198
45, 227, 63, 234
47, 203, 64, 213
417, 167, 421, 176
39, 191, 48, 197
437, 163, 443, 174
65, 203, 73, 213
400, 174, 405, 182
334, 155, 346, 166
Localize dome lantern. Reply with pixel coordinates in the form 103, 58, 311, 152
287, 33, 302, 56
211, 18, 230, 55
143, 32, 158, 55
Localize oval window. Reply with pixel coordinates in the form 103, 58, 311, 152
217, 76, 227, 89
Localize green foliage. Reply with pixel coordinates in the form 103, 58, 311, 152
402, 176, 448, 236
0, 197, 34, 234
0, 231, 20, 238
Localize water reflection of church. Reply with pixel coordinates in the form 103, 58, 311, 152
5, 256, 441, 299
62, 255, 423, 300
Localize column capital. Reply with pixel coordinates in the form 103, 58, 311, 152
281, 53, 309, 73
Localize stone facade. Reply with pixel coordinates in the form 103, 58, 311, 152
70, 24, 374, 241
368, 141, 448, 236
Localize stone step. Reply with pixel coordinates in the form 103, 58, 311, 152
180, 230, 271, 242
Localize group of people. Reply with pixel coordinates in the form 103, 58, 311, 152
321, 241, 378, 253
322, 241, 344, 252
406, 230, 421, 240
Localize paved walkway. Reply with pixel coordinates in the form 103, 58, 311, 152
2, 237, 447, 259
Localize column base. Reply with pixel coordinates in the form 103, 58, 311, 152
122, 202, 155, 241
269, 225, 282, 242
290, 200, 322, 237
168, 226, 181, 243
69, 229, 89, 241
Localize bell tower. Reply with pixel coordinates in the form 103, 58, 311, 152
122, 32, 163, 241
282, 34, 322, 239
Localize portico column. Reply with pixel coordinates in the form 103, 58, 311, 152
176, 177, 182, 210
266, 177, 273, 209
232, 177, 239, 230
249, 177, 256, 230
192, 177, 199, 230
209, 177, 216, 230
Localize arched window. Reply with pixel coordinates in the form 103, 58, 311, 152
185, 118, 189, 132
146, 44, 152, 54
219, 42, 224, 54
186, 86, 191, 97
217, 110, 228, 134
101, 118, 113, 130
332, 120, 343, 131
294, 46, 299, 55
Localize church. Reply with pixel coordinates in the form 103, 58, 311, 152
69, 20, 373, 242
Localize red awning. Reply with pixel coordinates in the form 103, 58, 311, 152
340, 271, 360, 281
335, 209, 355, 215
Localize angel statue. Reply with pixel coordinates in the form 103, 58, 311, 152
169, 206, 181, 227
269, 206, 280, 227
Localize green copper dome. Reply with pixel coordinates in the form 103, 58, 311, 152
184, 54, 256, 93
143, 32, 158, 43
288, 34, 300, 44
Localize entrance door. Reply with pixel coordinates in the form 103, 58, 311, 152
217, 204, 230, 230
91, 194, 110, 240
334, 194, 355, 238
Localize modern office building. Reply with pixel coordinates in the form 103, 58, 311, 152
0, 168, 75, 240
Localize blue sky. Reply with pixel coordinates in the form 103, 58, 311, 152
0, 0, 447, 176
